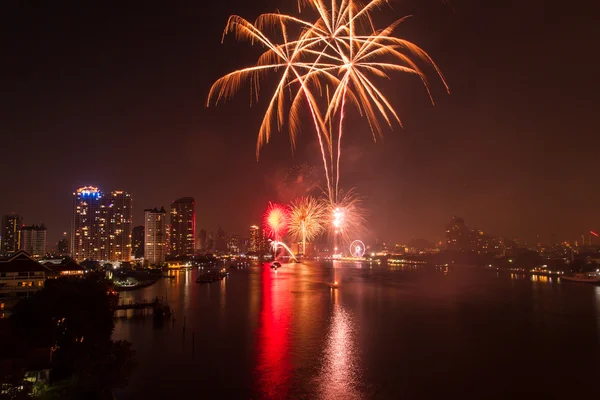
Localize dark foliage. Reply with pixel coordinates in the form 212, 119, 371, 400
9, 275, 135, 399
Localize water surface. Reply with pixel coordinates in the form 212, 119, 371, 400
114, 262, 600, 399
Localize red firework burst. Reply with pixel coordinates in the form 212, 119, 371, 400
263, 202, 290, 240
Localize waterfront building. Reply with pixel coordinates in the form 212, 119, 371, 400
170, 197, 196, 257
0, 251, 51, 316
42, 258, 85, 278
144, 207, 167, 265
71, 186, 105, 261
1, 214, 22, 256
20, 224, 47, 258
71, 186, 132, 262
249, 225, 259, 252
107, 191, 133, 262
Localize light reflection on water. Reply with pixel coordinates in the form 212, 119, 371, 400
113, 262, 600, 400
319, 289, 361, 400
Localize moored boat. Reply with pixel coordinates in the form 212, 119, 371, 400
560, 272, 600, 284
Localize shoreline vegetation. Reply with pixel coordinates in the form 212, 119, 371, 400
0, 274, 135, 399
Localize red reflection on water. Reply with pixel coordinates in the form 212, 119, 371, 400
256, 265, 292, 398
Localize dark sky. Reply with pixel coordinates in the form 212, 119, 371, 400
1, 0, 598, 247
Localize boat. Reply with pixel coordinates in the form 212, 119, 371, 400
271, 262, 281, 269
113, 279, 157, 291
328, 280, 340, 289
560, 272, 600, 284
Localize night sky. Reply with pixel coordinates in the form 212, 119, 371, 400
1, 0, 598, 247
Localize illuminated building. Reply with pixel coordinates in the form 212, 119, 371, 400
132, 225, 144, 258
260, 226, 269, 253
445, 217, 505, 256
20, 224, 47, 258
1, 214, 22, 256
227, 235, 240, 253
43, 259, 85, 278
71, 186, 105, 262
107, 191, 133, 262
144, 207, 167, 264
249, 225, 260, 252
445, 217, 473, 252
71, 186, 133, 262
0, 251, 51, 316
170, 197, 196, 257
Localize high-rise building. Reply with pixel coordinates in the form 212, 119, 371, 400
249, 225, 260, 252
1, 214, 22, 256
132, 225, 144, 259
207, 230, 214, 253
144, 207, 167, 265
445, 216, 472, 252
170, 197, 196, 257
240, 237, 250, 254
227, 235, 240, 253
20, 224, 47, 258
107, 191, 133, 262
57, 233, 69, 256
71, 186, 133, 262
259, 226, 269, 253
197, 229, 207, 252
71, 187, 105, 261
215, 228, 227, 253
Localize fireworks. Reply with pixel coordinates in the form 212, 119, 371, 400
288, 196, 327, 254
263, 202, 290, 241
207, 0, 448, 203
326, 189, 367, 248
270, 241, 298, 261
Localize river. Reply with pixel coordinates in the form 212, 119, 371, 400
113, 262, 600, 399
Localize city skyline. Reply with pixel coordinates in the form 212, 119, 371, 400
1, 0, 598, 247
3, 185, 600, 254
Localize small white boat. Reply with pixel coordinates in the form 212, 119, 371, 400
328, 281, 340, 289
561, 273, 600, 284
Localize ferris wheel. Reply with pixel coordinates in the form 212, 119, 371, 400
349, 240, 366, 258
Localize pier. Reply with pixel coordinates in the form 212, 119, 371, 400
114, 298, 171, 319
115, 298, 159, 311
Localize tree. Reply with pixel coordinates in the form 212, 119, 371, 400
9, 276, 135, 399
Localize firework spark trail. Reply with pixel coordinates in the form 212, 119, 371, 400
326, 189, 367, 250
288, 196, 327, 254
264, 202, 290, 241
207, 0, 449, 204
270, 241, 298, 261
